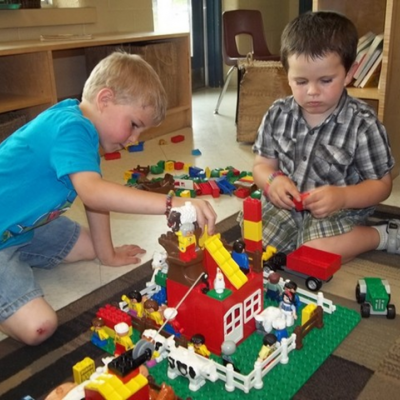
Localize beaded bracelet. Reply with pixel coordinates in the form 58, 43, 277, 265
263, 170, 285, 197
165, 190, 175, 218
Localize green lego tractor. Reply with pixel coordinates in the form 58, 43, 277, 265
355, 277, 396, 319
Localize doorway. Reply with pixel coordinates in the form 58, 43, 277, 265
152, 0, 222, 89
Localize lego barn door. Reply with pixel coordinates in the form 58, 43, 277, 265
224, 303, 243, 343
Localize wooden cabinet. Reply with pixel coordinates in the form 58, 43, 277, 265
313, 0, 400, 176
0, 32, 192, 142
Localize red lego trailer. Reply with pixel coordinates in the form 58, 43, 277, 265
264, 245, 341, 291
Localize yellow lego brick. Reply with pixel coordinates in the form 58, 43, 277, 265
73, 357, 95, 384
165, 160, 174, 172
243, 220, 262, 241
180, 190, 191, 197
302, 303, 317, 325
183, 163, 192, 172
126, 373, 148, 392
204, 236, 248, 289
123, 171, 133, 181
205, 166, 211, 178
239, 175, 254, 183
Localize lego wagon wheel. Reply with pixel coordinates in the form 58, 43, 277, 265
132, 339, 155, 361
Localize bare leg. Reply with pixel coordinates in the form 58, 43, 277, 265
0, 297, 57, 345
305, 225, 380, 264
63, 226, 96, 263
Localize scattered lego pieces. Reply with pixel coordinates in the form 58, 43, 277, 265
104, 151, 121, 160
126, 141, 144, 152
171, 134, 185, 143
191, 149, 202, 156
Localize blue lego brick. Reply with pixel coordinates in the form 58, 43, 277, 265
216, 176, 237, 195
127, 141, 144, 152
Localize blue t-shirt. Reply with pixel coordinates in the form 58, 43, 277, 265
0, 99, 101, 249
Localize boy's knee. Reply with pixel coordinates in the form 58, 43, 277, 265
1, 300, 58, 346
21, 313, 58, 346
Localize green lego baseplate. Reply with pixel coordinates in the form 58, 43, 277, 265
148, 302, 360, 400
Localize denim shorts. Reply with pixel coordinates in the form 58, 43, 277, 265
0, 216, 80, 322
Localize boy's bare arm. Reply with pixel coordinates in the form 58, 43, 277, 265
70, 171, 217, 234
304, 173, 393, 218
253, 155, 301, 209
85, 207, 145, 266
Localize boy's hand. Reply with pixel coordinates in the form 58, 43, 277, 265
303, 186, 345, 218
189, 198, 217, 235
267, 175, 301, 210
106, 244, 146, 266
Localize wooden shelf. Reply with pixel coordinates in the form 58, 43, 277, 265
0, 32, 192, 141
347, 87, 379, 100
314, 0, 400, 176
0, 93, 53, 113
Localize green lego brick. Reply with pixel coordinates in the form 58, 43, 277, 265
155, 271, 167, 287
207, 288, 232, 300
148, 303, 360, 399
250, 189, 262, 199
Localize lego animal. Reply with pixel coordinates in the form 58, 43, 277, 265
164, 336, 219, 391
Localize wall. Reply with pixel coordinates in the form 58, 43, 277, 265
0, 0, 154, 43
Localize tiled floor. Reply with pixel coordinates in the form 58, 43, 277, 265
2, 87, 400, 342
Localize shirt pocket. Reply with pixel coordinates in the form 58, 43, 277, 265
311, 144, 353, 184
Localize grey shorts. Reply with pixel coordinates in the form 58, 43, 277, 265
0, 216, 80, 322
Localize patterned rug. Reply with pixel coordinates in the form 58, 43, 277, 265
1, 204, 400, 400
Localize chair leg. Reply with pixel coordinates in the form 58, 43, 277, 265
214, 66, 236, 115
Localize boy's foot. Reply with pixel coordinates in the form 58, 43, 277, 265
373, 219, 400, 254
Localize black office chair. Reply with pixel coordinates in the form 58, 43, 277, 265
214, 9, 280, 115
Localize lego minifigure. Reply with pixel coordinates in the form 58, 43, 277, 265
114, 322, 134, 356
279, 290, 298, 327
213, 268, 226, 294
176, 222, 197, 262
121, 289, 145, 318
231, 239, 250, 274
163, 307, 184, 335
144, 299, 164, 326
257, 333, 278, 363
150, 250, 169, 284
90, 317, 109, 347
265, 272, 282, 302
221, 340, 240, 372
284, 280, 301, 308
189, 333, 211, 358
272, 317, 288, 342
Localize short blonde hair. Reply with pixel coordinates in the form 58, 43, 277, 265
82, 51, 167, 125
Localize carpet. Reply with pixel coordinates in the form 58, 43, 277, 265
1, 204, 400, 400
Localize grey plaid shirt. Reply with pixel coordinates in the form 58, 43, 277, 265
253, 91, 394, 193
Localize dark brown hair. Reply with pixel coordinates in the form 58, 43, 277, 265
281, 11, 358, 72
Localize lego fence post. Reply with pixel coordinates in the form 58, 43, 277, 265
225, 363, 235, 392
317, 291, 324, 307
253, 360, 263, 389
280, 337, 289, 364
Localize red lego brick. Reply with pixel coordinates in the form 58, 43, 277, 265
174, 161, 184, 170
171, 134, 185, 143
208, 180, 220, 198
96, 304, 131, 330
243, 197, 262, 222
197, 182, 212, 196
293, 192, 311, 211
104, 151, 121, 160
234, 187, 250, 198
244, 237, 263, 253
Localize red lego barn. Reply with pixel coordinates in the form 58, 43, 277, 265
158, 229, 264, 356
